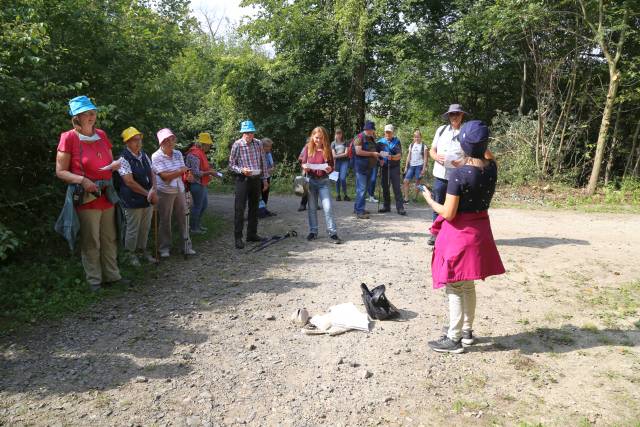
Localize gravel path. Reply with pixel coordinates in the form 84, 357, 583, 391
1, 193, 639, 426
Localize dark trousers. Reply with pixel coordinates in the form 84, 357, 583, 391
262, 177, 271, 205
381, 164, 403, 211
234, 175, 261, 238
431, 177, 448, 222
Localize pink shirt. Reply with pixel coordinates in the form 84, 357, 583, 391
57, 129, 114, 211
301, 146, 334, 178
429, 211, 505, 289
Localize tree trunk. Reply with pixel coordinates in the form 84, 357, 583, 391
623, 120, 640, 177
586, 68, 621, 194
518, 61, 527, 117
604, 103, 622, 185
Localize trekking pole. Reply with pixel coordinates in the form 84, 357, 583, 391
184, 192, 191, 260
376, 163, 382, 212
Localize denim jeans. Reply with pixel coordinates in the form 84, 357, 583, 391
307, 177, 336, 235
189, 182, 208, 231
354, 170, 369, 214
431, 177, 448, 222
368, 164, 378, 197
335, 159, 349, 195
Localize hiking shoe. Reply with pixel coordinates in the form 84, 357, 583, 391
343, 195, 351, 201
190, 228, 206, 235
336, 195, 342, 201
428, 336, 464, 354
403, 199, 410, 204
105, 277, 133, 287
159, 249, 170, 258
378, 207, 390, 213
461, 330, 474, 346
247, 235, 264, 242
328, 234, 343, 244
183, 248, 196, 256
306, 233, 317, 241
127, 254, 141, 267
235, 238, 245, 249
266, 210, 277, 217
363, 210, 370, 215
298, 205, 307, 211
367, 196, 378, 203
356, 213, 370, 219
427, 234, 436, 246
397, 210, 407, 216
143, 253, 158, 263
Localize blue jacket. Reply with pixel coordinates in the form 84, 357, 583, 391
377, 136, 402, 167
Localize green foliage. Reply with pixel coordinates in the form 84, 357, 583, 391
0, 223, 19, 261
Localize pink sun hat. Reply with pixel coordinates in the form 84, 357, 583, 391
156, 128, 175, 145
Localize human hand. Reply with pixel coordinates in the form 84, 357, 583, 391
242, 167, 252, 176
81, 177, 98, 193
451, 158, 464, 167
436, 154, 446, 164
179, 166, 189, 174
147, 189, 158, 204
325, 165, 333, 173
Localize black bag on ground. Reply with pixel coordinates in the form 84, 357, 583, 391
361, 283, 400, 320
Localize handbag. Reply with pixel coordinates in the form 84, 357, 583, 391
293, 174, 308, 197
361, 283, 400, 320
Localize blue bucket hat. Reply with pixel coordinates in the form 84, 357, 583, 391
456, 120, 489, 159
68, 96, 97, 116
240, 120, 256, 133
363, 120, 376, 131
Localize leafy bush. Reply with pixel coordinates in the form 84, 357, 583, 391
0, 223, 19, 261
490, 112, 540, 185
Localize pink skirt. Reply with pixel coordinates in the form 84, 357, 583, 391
430, 211, 505, 289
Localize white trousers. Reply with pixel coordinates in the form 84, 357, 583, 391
446, 280, 476, 341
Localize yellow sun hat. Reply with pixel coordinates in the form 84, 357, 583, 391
197, 132, 214, 145
121, 126, 143, 142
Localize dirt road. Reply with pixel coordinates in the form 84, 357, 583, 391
1, 193, 639, 426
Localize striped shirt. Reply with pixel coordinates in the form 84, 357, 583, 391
151, 148, 185, 193
229, 137, 270, 179
118, 148, 152, 176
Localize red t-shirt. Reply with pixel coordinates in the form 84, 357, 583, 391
301, 146, 334, 178
57, 129, 114, 210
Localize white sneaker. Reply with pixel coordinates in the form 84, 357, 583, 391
367, 196, 379, 203
184, 248, 196, 255
159, 250, 170, 258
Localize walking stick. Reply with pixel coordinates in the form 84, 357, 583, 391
376, 163, 382, 212
154, 206, 159, 261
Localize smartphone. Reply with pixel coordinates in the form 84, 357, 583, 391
416, 184, 427, 192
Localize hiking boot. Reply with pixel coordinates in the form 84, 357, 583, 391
328, 234, 343, 244
343, 195, 351, 201
461, 330, 475, 346
159, 249, 170, 258
356, 213, 370, 219
428, 335, 464, 354
298, 205, 307, 211
235, 238, 245, 249
183, 247, 196, 255
306, 233, 317, 241
247, 235, 264, 242
378, 207, 390, 213
427, 234, 436, 246
336, 195, 342, 201
105, 277, 133, 288
363, 210, 370, 215
397, 209, 407, 216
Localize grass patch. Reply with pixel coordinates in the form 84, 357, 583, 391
0, 211, 225, 335
452, 399, 485, 414
577, 280, 640, 328
509, 353, 537, 371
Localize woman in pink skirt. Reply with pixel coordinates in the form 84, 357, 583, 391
421, 120, 505, 354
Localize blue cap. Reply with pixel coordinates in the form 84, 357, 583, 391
68, 96, 97, 116
456, 120, 489, 159
240, 120, 256, 133
363, 120, 376, 131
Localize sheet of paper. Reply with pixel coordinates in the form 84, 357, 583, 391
379, 151, 390, 158
329, 303, 370, 332
303, 163, 329, 171
444, 153, 463, 168
328, 171, 339, 181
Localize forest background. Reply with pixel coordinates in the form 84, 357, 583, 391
0, 0, 639, 323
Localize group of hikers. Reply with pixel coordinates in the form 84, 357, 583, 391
55, 96, 504, 354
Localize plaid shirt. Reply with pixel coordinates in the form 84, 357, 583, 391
229, 137, 270, 179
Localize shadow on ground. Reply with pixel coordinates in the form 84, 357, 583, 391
495, 237, 589, 248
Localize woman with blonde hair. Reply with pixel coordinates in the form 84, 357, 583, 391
300, 126, 343, 244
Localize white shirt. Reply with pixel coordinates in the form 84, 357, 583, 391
408, 143, 426, 167
431, 125, 463, 180
151, 148, 185, 193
